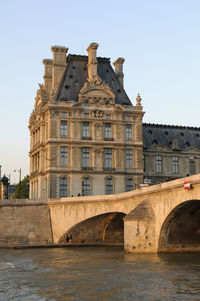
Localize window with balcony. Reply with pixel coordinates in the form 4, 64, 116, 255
60, 177, 67, 197
125, 124, 132, 140
61, 120, 67, 137
60, 147, 67, 166
126, 149, 132, 168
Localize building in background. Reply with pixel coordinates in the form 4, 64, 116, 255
29, 43, 144, 199
143, 123, 200, 185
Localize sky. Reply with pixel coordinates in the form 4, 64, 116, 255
0, 0, 200, 183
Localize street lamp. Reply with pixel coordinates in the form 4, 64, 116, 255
14, 169, 22, 198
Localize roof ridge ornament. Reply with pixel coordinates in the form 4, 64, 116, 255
136, 93, 142, 106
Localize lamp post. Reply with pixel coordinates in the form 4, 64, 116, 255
14, 169, 22, 199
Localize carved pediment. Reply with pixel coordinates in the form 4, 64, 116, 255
183, 146, 200, 154
148, 144, 172, 152
79, 81, 115, 100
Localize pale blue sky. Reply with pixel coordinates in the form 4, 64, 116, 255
0, 0, 200, 183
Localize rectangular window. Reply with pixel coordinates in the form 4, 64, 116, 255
156, 155, 162, 173
106, 114, 111, 120
60, 147, 67, 166
143, 154, 146, 172
61, 120, 67, 137
125, 115, 131, 121
173, 156, 178, 173
189, 158, 195, 175
126, 178, 133, 191
61, 112, 67, 117
82, 177, 90, 196
82, 122, 89, 137
104, 123, 111, 139
106, 178, 113, 195
126, 149, 132, 168
125, 124, 132, 140
84, 113, 89, 118
60, 178, 67, 197
82, 148, 90, 167
104, 148, 112, 168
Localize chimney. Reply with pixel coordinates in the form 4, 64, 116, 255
86, 42, 99, 84
113, 57, 125, 87
42, 59, 53, 96
51, 46, 68, 93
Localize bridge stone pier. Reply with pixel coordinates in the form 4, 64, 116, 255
0, 174, 200, 253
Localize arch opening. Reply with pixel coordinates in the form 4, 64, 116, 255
158, 200, 200, 253
59, 212, 125, 245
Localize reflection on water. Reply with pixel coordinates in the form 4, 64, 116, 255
0, 247, 200, 301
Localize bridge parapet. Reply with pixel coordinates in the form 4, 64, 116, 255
0, 174, 200, 251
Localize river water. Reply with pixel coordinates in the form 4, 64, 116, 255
0, 246, 200, 301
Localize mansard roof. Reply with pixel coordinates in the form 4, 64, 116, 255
56, 54, 132, 106
143, 123, 200, 151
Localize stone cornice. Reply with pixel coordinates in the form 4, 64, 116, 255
42, 59, 53, 65
51, 46, 68, 53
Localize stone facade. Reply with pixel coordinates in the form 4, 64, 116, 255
29, 43, 144, 199
143, 123, 200, 185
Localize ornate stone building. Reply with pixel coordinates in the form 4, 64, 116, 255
143, 123, 200, 185
29, 43, 144, 199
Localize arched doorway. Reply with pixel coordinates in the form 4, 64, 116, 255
158, 200, 200, 253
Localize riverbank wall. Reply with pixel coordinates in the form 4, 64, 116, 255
0, 199, 53, 247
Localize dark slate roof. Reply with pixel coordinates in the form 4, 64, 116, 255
143, 123, 200, 150
56, 54, 132, 105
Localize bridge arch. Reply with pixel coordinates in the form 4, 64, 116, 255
158, 199, 200, 253
58, 212, 126, 245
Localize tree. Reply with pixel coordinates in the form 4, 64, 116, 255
14, 175, 29, 199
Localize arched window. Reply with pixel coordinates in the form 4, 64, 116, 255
82, 177, 90, 196
126, 178, 133, 191
105, 177, 113, 195
60, 177, 67, 197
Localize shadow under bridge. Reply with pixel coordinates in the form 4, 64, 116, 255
59, 212, 125, 245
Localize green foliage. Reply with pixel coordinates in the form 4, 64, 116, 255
14, 175, 29, 199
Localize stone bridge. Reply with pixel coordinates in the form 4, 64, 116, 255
0, 174, 200, 253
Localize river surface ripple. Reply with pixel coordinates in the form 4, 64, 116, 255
0, 247, 200, 301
